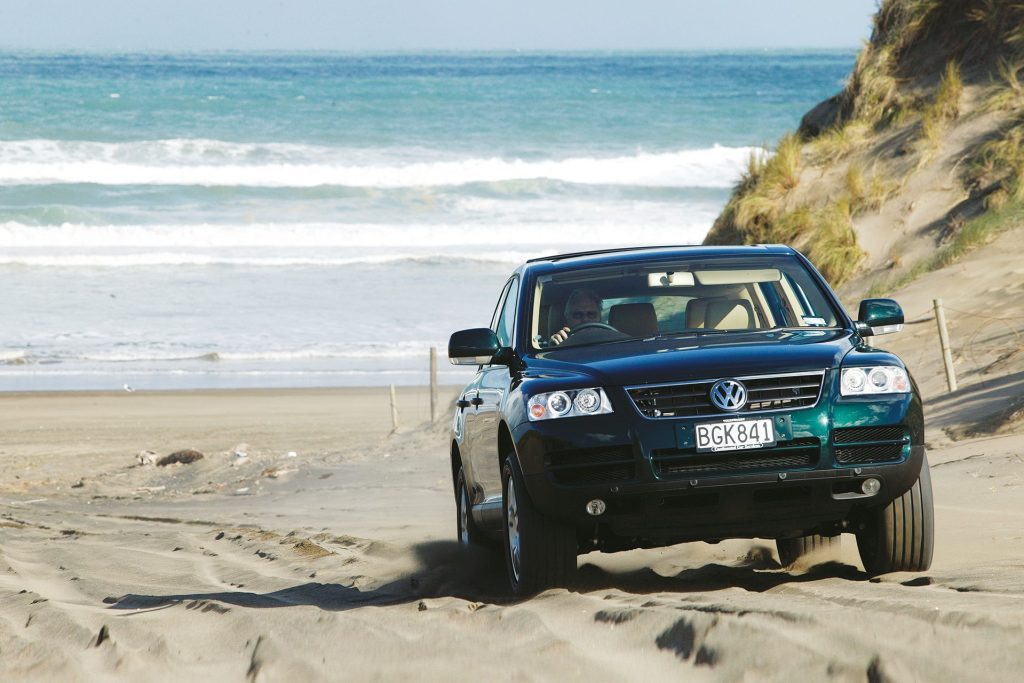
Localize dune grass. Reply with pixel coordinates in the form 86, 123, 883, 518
771, 204, 815, 244
985, 58, 1024, 111
760, 133, 803, 194
932, 61, 964, 121
845, 163, 901, 215
868, 198, 1024, 296
712, 133, 804, 244
967, 118, 1024, 207
805, 198, 866, 286
843, 44, 903, 129
707, 0, 1024, 288
966, 0, 1024, 46
918, 61, 963, 155
809, 120, 872, 163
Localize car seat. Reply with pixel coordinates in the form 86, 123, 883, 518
609, 303, 658, 337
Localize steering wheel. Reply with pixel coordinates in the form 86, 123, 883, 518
569, 322, 619, 335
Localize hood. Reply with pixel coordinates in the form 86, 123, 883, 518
526, 329, 856, 387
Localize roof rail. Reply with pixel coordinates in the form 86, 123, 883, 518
525, 244, 699, 264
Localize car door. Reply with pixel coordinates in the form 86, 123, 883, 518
461, 277, 514, 499
468, 275, 519, 502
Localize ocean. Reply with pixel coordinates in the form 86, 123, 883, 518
0, 51, 855, 390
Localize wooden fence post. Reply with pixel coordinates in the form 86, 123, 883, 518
933, 298, 958, 393
389, 384, 399, 432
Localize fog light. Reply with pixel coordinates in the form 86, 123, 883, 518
585, 499, 606, 516
861, 478, 881, 496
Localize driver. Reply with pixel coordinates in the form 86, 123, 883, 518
549, 288, 603, 345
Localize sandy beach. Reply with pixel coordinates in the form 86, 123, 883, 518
1, 374, 1022, 681
4, 7, 1024, 677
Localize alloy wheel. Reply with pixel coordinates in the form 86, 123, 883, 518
458, 480, 470, 545
506, 474, 522, 582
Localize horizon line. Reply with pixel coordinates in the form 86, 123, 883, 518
0, 46, 862, 55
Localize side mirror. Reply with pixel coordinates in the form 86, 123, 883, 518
856, 298, 904, 336
448, 328, 501, 366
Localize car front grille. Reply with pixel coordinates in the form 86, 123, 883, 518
651, 438, 820, 477
546, 446, 636, 485
833, 425, 909, 465
627, 370, 826, 419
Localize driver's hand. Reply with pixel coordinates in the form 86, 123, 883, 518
549, 326, 571, 345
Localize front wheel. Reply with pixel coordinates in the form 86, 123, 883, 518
856, 455, 935, 575
502, 453, 576, 596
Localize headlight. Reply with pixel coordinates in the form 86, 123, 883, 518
840, 366, 910, 396
527, 388, 613, 421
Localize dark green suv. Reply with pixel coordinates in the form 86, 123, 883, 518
448, 245, 933, 595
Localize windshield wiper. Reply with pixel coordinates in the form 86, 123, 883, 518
653, 330, 734, 340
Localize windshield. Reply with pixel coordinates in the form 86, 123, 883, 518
531, 255, 843, 350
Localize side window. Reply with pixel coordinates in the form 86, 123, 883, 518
494, 277, 520, 348
489, 279, 513, 331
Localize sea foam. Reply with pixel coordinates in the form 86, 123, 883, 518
0, 139, 757, 189
0, 218, 713, 253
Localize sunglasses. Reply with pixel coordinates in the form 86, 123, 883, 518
570, 310, 600, 321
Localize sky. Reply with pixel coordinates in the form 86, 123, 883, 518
0, 0, 878, 51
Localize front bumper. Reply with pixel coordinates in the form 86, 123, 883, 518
511, 384, 924, 544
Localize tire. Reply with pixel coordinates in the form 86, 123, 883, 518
455, 466, 487, 546
856, 455, 935, 575
501, 452, 576, 596
777, 534, 840, 567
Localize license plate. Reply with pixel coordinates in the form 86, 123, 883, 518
695, 418, 776, 453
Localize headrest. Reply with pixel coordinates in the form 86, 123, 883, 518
609, 303, 658, 338
685, 298, 710, 329
706, 299, 754, 330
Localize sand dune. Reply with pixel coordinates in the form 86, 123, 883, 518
1, 384, 1023, 681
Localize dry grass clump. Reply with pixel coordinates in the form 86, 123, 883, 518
932, 61, 964, 120
845, 164, 866, 202
873, 0, 942, 55
845, 163, 901, 215
809, 120, 871, 164
822, 1, 1024, 138
737, 149, 767, 193
771, 204, 815, 244
840, 43, 904, 130
707, 134, 803, 244
967, 119, 1024, 207
805, 198, 866, 286
918, 61, 964, 153
759, 133, 803, 194
985, 58, 1024, 110
965, 0, 1024, 48
826, 0, 946, 134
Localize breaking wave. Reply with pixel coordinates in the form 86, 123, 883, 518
0, 139, 757, 189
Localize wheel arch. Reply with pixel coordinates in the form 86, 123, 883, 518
450, 440, 462, 495
497, 420, 517, 472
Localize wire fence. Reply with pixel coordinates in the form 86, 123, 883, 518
902, 300, 1024, 391
385, 347, 465, 432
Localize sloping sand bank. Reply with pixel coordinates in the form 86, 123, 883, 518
1, 387, 1023, 681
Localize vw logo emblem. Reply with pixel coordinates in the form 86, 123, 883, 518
710, 379, 747, 412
